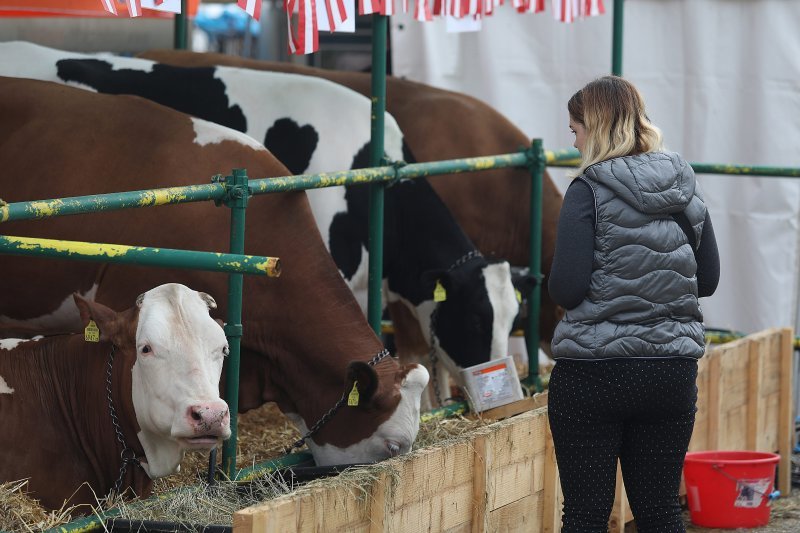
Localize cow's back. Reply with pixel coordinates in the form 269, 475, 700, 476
136, 50, 565, 344
0, 77, 283, 329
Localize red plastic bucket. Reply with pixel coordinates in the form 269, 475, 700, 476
683, 451, 780, 528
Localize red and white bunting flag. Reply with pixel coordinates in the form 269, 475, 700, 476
359, 0, 383, 15
100, 0, 118, 15
552, 0, 578, 22
286, 0, 319, 54
382, 0, 394, 15
238, 0, 262, 20
581, 0, 603, 16
527, 0, 544, 13
286, 0, 298, 53
128, 0, 142, 17
323, 0, 348, 30
415, 0, 432, 20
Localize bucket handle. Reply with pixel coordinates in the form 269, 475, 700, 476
711, 464, 781, 503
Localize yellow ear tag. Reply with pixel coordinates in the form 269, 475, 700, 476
515, 289, 522, 304
348, 381, 360, 407
84, 320, 100, 343
433, 280, 447, 302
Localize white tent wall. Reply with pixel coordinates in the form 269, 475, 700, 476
391, 0, 800, 337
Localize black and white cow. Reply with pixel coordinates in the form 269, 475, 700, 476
333, 178, 520, 406
0, 41, 520, 407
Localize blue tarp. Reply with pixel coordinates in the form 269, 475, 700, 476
195, 3, 260, 37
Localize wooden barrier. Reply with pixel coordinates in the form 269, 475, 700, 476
234, 328, 793, 532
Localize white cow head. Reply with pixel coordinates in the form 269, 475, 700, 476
287, 362, 429, 465
74, 283, 231, 478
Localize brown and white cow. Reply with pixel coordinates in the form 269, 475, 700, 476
135, 49, 565, 356
0, 283, 230, 511
0, 77, 428, 467
0, 42, 519, 405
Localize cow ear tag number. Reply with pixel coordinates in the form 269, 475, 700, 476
434, 280, 447, 302
348, 381, 360, 406
84, 320, 100, 343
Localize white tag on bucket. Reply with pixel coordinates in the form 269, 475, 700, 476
734, 478, 771, 508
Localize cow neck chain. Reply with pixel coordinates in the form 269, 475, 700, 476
106, 344, 142, 499
283, 348, 391, 455
428, 249, 483, 407
446, 249, 483, 273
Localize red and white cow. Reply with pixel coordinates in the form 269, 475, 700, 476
0, 283, 230, 511
135, 48, 566, 356
0, 76, 428, 467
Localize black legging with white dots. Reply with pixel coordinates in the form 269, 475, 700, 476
548, 358, 698, 533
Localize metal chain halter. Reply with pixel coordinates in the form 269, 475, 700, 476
106, 344, 142, 498
428, 249, 484, 406
283, 348, 391, 454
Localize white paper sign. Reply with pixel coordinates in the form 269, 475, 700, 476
446, 14, 482, 33
141, 0, 182, 14
317, 0, 356, 33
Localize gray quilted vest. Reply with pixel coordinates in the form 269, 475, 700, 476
551, 151, 707, 360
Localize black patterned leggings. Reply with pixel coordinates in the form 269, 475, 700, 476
548, 358, 698, 533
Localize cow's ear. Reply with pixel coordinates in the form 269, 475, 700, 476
72, 294, 119, 342
199, 292, 217, 309
345, 361, 379, 406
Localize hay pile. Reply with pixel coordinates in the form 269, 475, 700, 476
0, 480, 81, 531
1, 402, 490, 530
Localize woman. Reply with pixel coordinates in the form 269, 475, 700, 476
548, 76, 720, 532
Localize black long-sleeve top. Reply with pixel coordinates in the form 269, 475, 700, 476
549, 180, 721, 310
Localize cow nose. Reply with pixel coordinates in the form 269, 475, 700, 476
186, 401, 230, 434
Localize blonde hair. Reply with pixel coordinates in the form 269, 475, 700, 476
568, 76, 663, 175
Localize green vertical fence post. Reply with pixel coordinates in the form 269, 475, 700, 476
367, 14, 389, 336
221, 168, 250, 479
526, 140, 545, 391
174, 0, 188, 50
611, 0, 624, 76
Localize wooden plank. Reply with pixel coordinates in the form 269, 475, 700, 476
394, 442, 475, 507
468, 397, 539, 421
488, 493, 540, 533
748, 334, 766, 450
720, 341, 751, 450
489, 458, 537, 510
608, 462, 630, 533
234, 497, 299, 533
471, 434, 489, 533
542, 415, 561, 533
706, 351, 722, 450
689, 353, 709, 452
778, 328, 794, 494
369, 470, 388, 533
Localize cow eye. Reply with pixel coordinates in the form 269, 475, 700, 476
140, 345, 152, 355
222, 346, 230, 357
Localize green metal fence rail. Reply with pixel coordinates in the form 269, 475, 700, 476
0, 235, 280, 277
